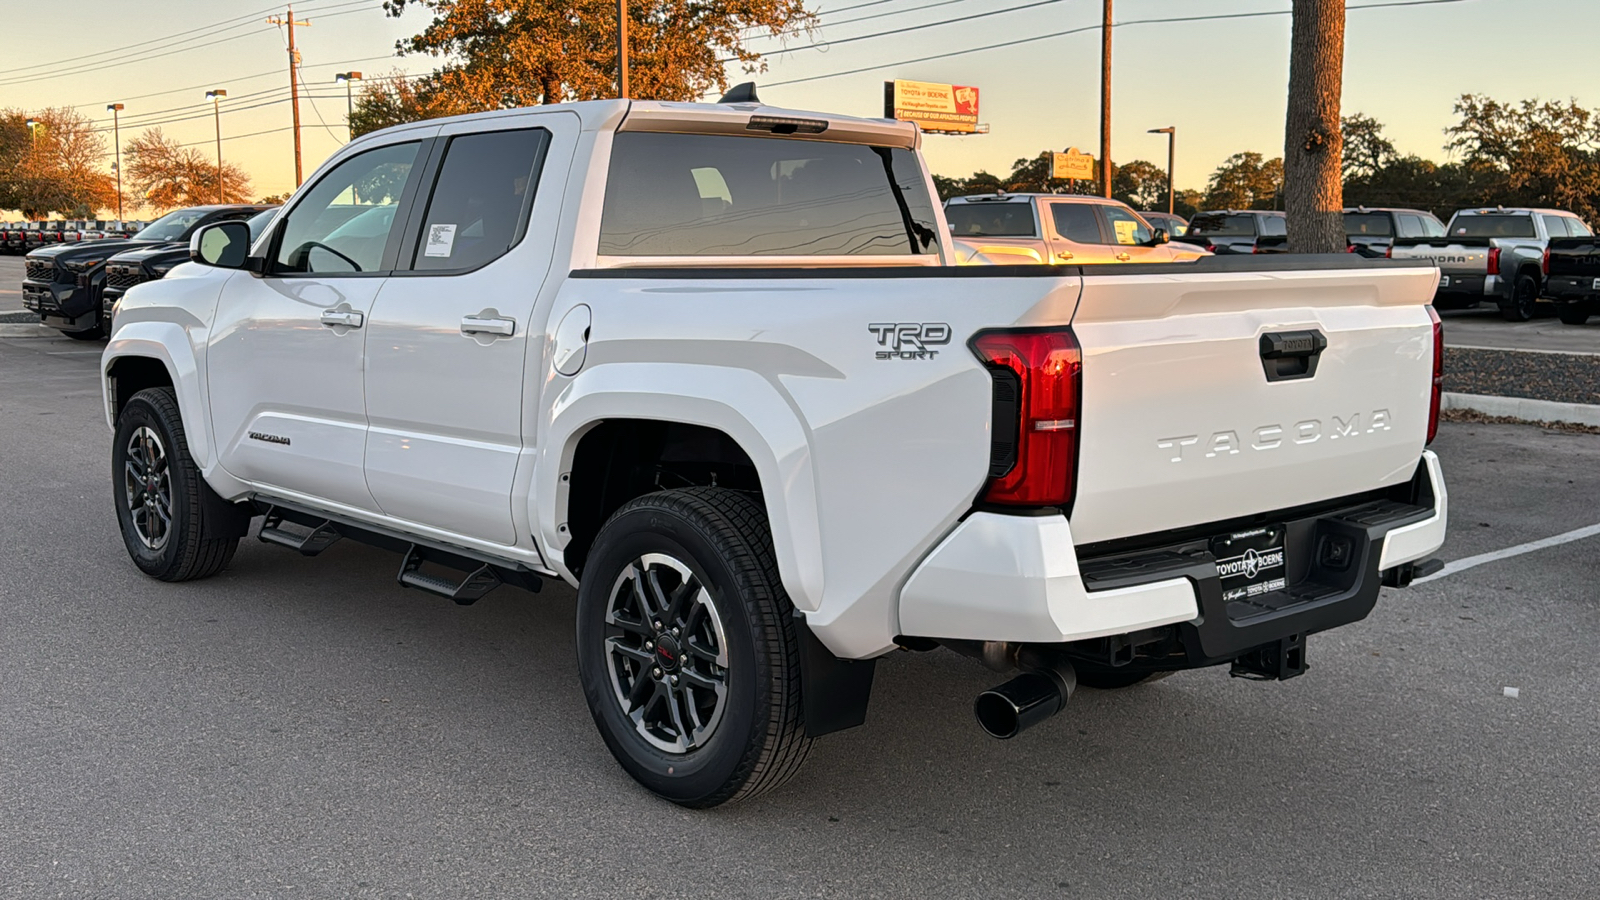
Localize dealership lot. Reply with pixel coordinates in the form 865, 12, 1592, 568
0, 330, 1596, 898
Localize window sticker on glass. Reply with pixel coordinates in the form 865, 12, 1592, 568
424, 223, 457, 257
1112, 218, 1140, 245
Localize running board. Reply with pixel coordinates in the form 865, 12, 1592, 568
249, 498, 543, 603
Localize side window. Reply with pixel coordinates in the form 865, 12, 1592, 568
1422, 216, 1447, 237
1397, 214, 1424, 238
1101, 206, 1152, 245
274, 141, 420, 275
1541, 215, 1570, 238
1259, 215, 1287, 237
410, 129, 549, 272
1569, 219, 1593, 237
1050, 203, 1104, 244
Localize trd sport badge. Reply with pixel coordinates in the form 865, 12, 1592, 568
869, 322, 951, 360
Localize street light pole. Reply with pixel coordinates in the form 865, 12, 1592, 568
206, 90, 228, 204
107, 104, 125, 220
335, 72, 362, 140
1149, 127, 1175, 214
1099, 0, 1113, 198
24, 117, 40, 144
618, 0, 629, 99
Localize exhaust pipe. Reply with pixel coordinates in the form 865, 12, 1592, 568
974, 657, 1076, 739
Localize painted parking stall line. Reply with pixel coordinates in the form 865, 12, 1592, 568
1415, 522, 1600, 584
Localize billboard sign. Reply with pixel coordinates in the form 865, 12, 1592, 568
884, 80, 980, 134
1049, 149, 1096, 181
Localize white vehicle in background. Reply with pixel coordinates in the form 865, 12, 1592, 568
944, 192, 1209, 265
103, 91, 1447, 808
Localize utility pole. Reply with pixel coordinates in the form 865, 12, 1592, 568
207, 90, 228, 204
268, 5, 311, 186
107, 104, 125, 220
1149, 127, 1175, 214
617, 0, 629, 99
1099, 0, 1112, 198
24, 118, 40, 144
335, 72, 362, 139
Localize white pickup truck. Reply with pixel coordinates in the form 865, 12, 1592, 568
103, 95, 1448, 807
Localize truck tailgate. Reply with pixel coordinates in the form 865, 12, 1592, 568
1388, 239, 1491, 274
1067, 265, 1438, 545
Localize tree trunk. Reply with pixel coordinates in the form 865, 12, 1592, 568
1284, 0, 1346, 253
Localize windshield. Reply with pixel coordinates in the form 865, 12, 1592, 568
1187, 213, 1258, 237
1344, 213, 1393, 237
133, 209, 210, 242
246, 208, 279, 240
1450, 215, 1536, 238
945, 202, 1038, 238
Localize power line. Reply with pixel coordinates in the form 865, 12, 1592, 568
69, 54, 402, 113
0, 3, 282, 77
749, 0, 981, 41
723, 0, 1063, 63
763, 0, 1483, 87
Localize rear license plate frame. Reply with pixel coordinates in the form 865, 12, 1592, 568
1212, 526, 1288, 603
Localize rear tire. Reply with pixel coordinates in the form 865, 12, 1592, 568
1557, 303, 1592, 325
575, 487, 810, 807
1500, 275, 1538, 322
112, 387, 247, 581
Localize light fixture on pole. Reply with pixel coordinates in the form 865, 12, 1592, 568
1148, 127, 1175, 215
206, 90, 228, 204
107, 104, 126, 220
335, 72, 362, 139
24, 117, 40, 143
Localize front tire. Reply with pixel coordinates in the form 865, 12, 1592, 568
1500, 274, 1538, 322
112, 387, 247, 581
575, 487, 810, 807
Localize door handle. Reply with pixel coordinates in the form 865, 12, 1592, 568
320, 309, 363, 328
461, 315, 515, 337
1116, 252, 1132, 261
1055, 250, 1074, 260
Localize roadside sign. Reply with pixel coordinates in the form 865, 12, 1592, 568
1049, 149, 1096, 181
884, 80, 980, 134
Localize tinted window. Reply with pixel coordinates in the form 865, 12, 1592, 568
1102, 205, 1152, 245
411, 129, 548, 271
1259, 215, 1287, 237
1187, 213, 1257, 237
945, 202, 1037, 237
133, 209, 211, 242
275, 141, 419, 274
1345, 213, 1394, 237
1450, 215, 1536, 238
1541, 215, 1571, 238
1395, 214, 1424, 238
1050, 203, 1103, 243
599, 132, 938, 257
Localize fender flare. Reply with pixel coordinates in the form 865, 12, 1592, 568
538, 361, 826, 615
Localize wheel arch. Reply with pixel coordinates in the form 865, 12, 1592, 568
103, 322, 217, 472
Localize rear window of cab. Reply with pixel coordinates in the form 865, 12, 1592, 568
945, 202, 1038, 238
598, 132, 940, 257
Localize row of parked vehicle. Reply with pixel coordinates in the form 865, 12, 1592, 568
19, 205, 275, 340
945, 194, 1599, 325
2, 220, 149, 254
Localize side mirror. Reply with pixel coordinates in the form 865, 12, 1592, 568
1147, 227, 1171, 246
189, 220, 252, 269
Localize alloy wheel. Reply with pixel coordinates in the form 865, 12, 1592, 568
123, 425, 173, 550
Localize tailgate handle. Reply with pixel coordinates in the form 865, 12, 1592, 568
1259, 330, 1327, 382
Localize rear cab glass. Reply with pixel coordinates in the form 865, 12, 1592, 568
1450, 215, 1536, 238
598, 132, 939, 257
1187, 213, 1258, 237
945, 201, 1038, 238
1344, 213, 1393, 237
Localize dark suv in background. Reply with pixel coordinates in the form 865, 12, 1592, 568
1185, 210, 1287, 254
22, 204, 272, 340
103, 207, 280, 320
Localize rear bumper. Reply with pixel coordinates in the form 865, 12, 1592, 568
898, 451, 1446, 663
1434, 273, 1503, 302
1544, 275, 1600, 301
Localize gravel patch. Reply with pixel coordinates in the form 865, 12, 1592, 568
1443, 346, 1600, 405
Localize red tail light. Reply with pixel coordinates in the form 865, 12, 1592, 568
1486, 245, 1501, 277
1347, 243, 1359, 253
971, 329, 1082, 509
1426, 306, 1443, 445
1386, 244, 1394, 258
1542, 246, 1550, 276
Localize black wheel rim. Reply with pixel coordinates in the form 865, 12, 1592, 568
604, 553, 730, 754
123, 425, 173, 551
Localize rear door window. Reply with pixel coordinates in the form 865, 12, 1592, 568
1396, 215, 1424, 238
1259, 215, 1287, 237
1541, 215, 1571, 238
1049, 203, 1105, 243
945, 202, 1037, 238
408, 128, 549, 272
598, 132, 939, 257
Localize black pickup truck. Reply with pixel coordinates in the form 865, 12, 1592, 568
1254, 207, 1447, 257
1544, 235, 1600, 325
22, 204, 271, 340
1184, 210, 1287, 254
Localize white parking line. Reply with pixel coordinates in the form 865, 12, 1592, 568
1415, 522, 1600, 584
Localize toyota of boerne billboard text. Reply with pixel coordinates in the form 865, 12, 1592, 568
883, 79, 980, 134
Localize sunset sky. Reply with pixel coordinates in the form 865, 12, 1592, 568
0, 0, 1587, 213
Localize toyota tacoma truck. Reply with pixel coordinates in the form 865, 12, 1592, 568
944, 193, 1207, 265
1389, 207, 1590, 320
103, 94, 1448, 807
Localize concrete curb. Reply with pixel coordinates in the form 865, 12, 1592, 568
1443, 392, 1600, 428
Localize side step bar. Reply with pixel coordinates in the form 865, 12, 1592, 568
253, 501, 542, 605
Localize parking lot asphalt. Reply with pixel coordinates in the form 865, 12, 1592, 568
2, 328, 1599, 899
1441, 306, 1600, 354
